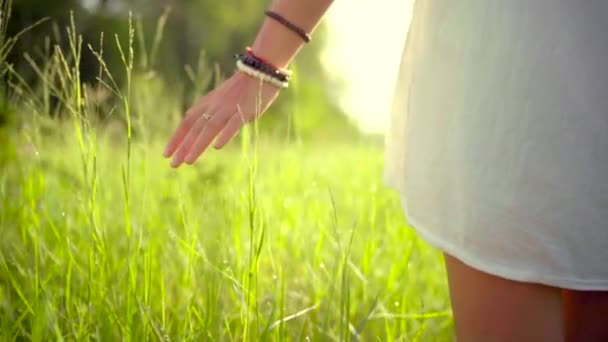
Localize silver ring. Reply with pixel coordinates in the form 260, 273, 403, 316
202, 113, 212, 121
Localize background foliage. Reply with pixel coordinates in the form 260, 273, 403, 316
0, 0, 453, 340
3, 0, 356, 139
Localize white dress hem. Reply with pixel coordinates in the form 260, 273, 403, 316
395, 183, 608, 291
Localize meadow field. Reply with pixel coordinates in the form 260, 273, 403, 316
0, 6, 454, 341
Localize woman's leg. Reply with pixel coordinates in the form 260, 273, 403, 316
562, 289, 608, 341
444, 254, 563, 342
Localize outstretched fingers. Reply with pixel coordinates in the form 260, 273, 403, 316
163, 93, 214, 158
183, 109, 233, 164
170, 115, 210, 168
214, 112, 246, 149
163, 110, 199, 158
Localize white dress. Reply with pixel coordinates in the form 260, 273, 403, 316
384, 0, 608, 290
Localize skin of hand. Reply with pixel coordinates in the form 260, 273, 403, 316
163, 0, 333, 168
163, 72, 280, 168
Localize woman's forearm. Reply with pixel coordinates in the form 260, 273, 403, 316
250, 0, 334, 69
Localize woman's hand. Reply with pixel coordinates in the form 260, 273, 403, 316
163, 72, 281, 168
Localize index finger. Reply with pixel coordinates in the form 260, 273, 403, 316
163, 91, 215, 157
163, 110, 199, 158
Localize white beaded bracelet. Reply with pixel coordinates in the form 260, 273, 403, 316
236, 60, 289, 89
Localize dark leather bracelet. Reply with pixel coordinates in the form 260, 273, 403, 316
264, 10, 312, 43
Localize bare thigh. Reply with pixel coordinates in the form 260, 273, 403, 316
444, 254, 563, 342
562, 289, 608, 342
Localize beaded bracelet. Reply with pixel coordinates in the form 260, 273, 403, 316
235, 53, 291, 83
245, 47, 293, 77
234, 48, 292, 88
236, 60, 289, 89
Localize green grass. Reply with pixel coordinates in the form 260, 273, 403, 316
0, 128, 453, 340
0, 5, 453, 339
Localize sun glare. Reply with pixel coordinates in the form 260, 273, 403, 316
324, 0, 413, 134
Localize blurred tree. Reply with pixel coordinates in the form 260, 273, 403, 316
2, 0, 356, 138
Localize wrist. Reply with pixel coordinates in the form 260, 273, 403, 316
249, 1, 333, 68
250, 19, 305, 69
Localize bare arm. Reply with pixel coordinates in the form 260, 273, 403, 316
164, 0, 334, 167
251, 0, 334, 68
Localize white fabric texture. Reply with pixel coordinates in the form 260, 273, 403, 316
384, 0, 608, 290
